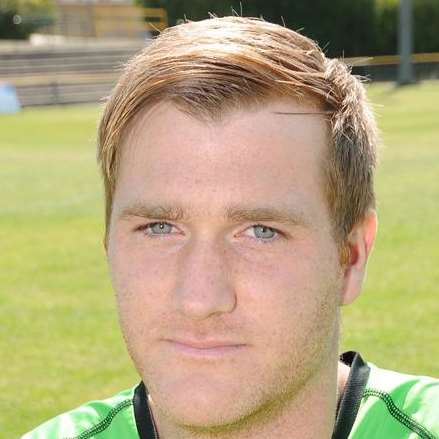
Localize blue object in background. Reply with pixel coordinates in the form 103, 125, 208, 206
0, 83, 21, 113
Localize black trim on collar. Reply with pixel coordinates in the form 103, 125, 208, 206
133, 382, 157, 439
332, 351, 371, 439
133, 351, 370, 439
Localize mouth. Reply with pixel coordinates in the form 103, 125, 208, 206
164, 339, 247, 358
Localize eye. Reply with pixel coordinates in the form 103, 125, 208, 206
137, 222, 175, 236
245, 225, 280, 242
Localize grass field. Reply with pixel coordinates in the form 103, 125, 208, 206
1, 81, 439, 437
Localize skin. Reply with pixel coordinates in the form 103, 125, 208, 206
106, 99, 377, 439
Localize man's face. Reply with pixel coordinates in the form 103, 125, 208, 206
107, 100, 344, 428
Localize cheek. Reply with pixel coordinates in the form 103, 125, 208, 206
232, 241, 329, 306
233, 245, 340, 350
109, 227, 175, 298
108, 238, 177, 343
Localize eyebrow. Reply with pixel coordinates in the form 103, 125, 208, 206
119, 203, 186, 222
225, 205, 306, 227
118, 202, 307, 227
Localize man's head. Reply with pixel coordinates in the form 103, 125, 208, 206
99, 16, 378, 435
98, 16, 378, 249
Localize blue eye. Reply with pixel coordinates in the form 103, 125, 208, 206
144, 222, 173, 235
251, 225, 278, 240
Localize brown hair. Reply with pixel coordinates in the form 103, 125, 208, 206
98, 16, 378, 249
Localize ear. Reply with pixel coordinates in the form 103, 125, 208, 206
339, 210, 378, 306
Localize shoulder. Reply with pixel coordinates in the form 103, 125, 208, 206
354, 362, 439, 438
21, 385, 139, 439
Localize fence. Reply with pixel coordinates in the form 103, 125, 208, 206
0, 40, 144, 106
53, 6, 168, 39
346, 53, 439, 81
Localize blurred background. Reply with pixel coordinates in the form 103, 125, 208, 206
1, 1, 438, 437
0, 0, 439, 105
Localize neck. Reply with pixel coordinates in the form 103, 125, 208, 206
148, 352, 350, 439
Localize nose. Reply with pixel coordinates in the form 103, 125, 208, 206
173, 237, 237, 320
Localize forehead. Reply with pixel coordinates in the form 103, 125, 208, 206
114, 99, 330, 220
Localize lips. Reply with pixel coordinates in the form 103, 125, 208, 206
163, 338, 247, 357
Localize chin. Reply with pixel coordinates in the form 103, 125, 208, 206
149, 374, 258, 428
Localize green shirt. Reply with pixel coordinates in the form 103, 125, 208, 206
22, 352, 439, 439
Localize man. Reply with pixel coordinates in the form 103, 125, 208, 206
23, 16, 438, 439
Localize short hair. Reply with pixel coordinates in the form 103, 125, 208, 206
98, 16, 378, 253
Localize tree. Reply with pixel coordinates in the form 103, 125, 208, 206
0, 0, 54, 39
134, 0, 439, 56
139, 0, 377, 57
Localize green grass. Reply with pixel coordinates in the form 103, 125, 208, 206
341, 82, 439, 375
0, 105, 139, 438
1, 82, 439, 437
